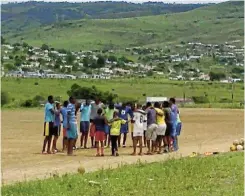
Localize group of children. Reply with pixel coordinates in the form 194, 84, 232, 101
42, 95, 182, 157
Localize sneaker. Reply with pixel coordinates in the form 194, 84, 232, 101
116, 152, 119, 156
101, 154, 104, 157
122, 145, 126, 148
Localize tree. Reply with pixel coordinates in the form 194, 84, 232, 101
15, 58, 22, 67
61, 66, 66, 73
83, 57, 89, 67
209, 71, 226, 81
41, 44, 49, 51
97, 55, 105, 67
108, 55, 117, 62
1, 36, 6, 45
232, 67, 243, 74
22, 42, 29, 48
66, 53, 75, 65
1, 91, 9, 106
146, 70, 154, 76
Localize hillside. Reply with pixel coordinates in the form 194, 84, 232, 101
1, 1, 208, 32
2, 1, 244, 51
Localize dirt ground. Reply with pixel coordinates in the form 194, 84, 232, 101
1, 108, 244, 185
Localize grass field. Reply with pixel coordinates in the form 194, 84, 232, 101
2, 108, 243, 186
2, 152, 244, 196
4, 1, 244, 50
1, 78, 244, 108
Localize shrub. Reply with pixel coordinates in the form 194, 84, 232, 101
219, 98, 232, 103
34, 82, 39, 85
1, 91, 9, 106
21, 99, 33, 107
192, 96, 209, 104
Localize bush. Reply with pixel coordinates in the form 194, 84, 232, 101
21, 99, 33, 107
1, 91, 9, 106
34, 82, 39, 85
219, 98, 232, 103
192, 96, 209, 104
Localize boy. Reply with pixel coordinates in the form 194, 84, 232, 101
117, 103, 133, 147
61, 101, 68, 152
80, 100, 91, 149
104, 102, 115, 147
131, 104, 146, 156
145, 102, 158, 155
93, 108, 107, 156
154, 102, 166, 154
90, 98, 104, 148
42, 95, 54, 154
169, 98, 178, 151
67, 96, 78, 156
109, 111, 127, 156
52, 102, 61, 153
162, 101, 173, 152
175, 110, 182, 150
142, 105, 147, 147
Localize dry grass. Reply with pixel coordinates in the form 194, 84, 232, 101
2, 108, 244, 184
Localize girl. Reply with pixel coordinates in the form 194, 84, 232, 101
109, 111, 126, 156
93, 108, 107, 156
104, 102, 115, 148
61, 101, 69, 152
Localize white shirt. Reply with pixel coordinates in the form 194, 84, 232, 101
133, 109, 146, 133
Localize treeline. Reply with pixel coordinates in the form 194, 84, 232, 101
2, 1, 208, 28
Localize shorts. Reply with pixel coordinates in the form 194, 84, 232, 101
165, 123, 174, 136
156, 124, 167, 136
133, 129, 144, 137
63, 127, 67, 138
90, 123, 95, 137
95, 131, 105, 141
43, 122, 54, 136
105, 125, 110, 135
67, 123, 78, 139
120, 123, 128, 134
53, 126, 61, 136
176, 122, 182, 136
146, 124, 158, 141
80, 121, 90, 133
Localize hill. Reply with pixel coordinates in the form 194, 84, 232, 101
1, 1, 208, 32
2, 1, 244, 51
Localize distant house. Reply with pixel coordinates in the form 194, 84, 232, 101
79, 74, 90, 79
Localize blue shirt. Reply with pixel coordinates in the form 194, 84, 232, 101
118, 106, 133, 120
171, 104, 178, 123
54, 110, 61, 127
61, 107, 68, 128
67, 103, 76, 124
80, 104, 91, 122
44, 102, 54, 122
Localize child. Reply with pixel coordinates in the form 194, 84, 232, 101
93, 108, 107, 156
109, 111, 127, 156
61, 101, 68, 152
175, 110, 182, 151
80, 100, 91, 149
162, 101, 173, 152
52, 102, 61, 153
104, 102, 115, 148
131, 104, 146, 156
142, 105, 147, 147
154, 102, 166, 154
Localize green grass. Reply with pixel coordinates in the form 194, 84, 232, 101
4, 1, 244, 50
1, 78, 244, 108
2, 152, 244, 196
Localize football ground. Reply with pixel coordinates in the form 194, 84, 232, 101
2, 108, 243, 185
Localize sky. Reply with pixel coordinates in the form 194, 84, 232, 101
1, 0, 228, 4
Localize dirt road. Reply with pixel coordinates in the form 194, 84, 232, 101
2, 108, 244, 185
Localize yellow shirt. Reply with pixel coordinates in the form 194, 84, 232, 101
155, 108, 165, 125
110, 119, 126, 136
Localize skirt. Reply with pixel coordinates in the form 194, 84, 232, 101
95, 131, 105, 142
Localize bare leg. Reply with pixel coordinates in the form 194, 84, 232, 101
96, 141, 100, 156
139, 136, 143, 155
42, 136, 49, 153
80, 133, 84, 147
131, 137, 137, 155
146, 140, 151, 154
91, 137, 94, 148
84, 132, 88, 148
100, 141, 104, 156
47, 136, 52, 154
52, 136, 58, 153
143, 131, 146, 147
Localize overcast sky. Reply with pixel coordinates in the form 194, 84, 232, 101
1, 0, 228, 4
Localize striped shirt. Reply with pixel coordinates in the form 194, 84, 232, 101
67, 103, 76, 124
